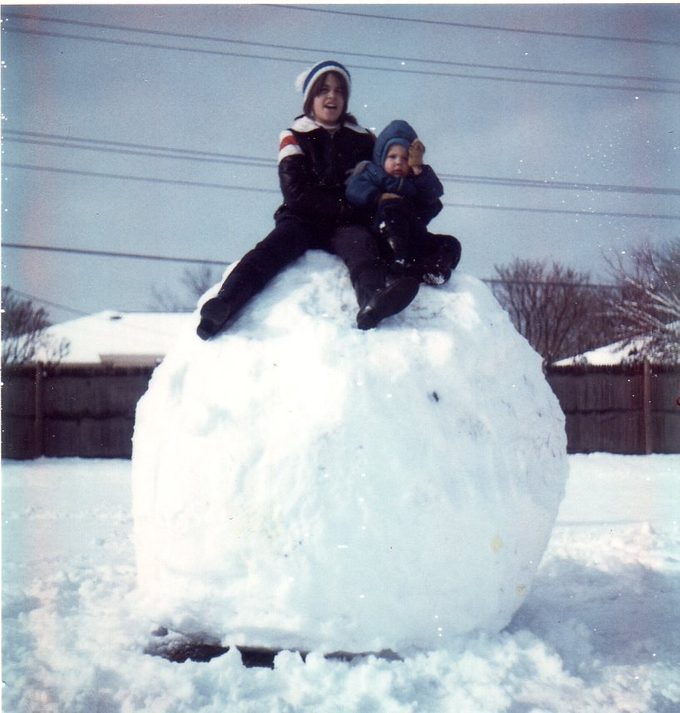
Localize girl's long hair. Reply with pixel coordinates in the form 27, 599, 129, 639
302, 71, 358, 125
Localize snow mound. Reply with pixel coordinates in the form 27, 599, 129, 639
131, 251, 568, 654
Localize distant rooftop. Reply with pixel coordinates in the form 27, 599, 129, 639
553, 337, 646, 367
30, 311, 194, 366
554, 323, 679, 367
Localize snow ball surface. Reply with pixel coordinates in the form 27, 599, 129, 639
131, 251, 568, 654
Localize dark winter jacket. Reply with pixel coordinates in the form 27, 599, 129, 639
345, 120, 444, 225
274, 115, 375, 228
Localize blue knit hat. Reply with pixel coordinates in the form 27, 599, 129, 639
374, 120, 418, 166
295, 60, 352, 105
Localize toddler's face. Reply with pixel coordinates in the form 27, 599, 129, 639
383, 145, 410, 177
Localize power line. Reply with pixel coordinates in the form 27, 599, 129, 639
2, 26, 309, 68
3, 288, 197, 334
4, 135, 275, 169
2, 242, 229, 266
5, 268, 620, 327
0, 244, 625, 291
5, 11, 679, 86
438, 173, 680, 197
5, 26, 678, 96
3, 162, 281, 195
441, 201, 680, 221
3, 164, 680, 221
3, 130, 276, 166
5, 130, 680, 198
482, 278, 619, 290
2, 287, 91, 317
6, 269, 625, 296
359, 62, 680, 95
269, 4, 680, 48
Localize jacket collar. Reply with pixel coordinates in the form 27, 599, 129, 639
290, 115, 370, 135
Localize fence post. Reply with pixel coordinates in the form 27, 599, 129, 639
642, 359, 653, 455
34, 362, 45, 458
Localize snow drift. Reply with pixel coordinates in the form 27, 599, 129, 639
131, 251, 568, 654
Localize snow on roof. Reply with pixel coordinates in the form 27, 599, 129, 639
33, 311, 194, 366
554, 321, 679, 367
552, 337, 643, 367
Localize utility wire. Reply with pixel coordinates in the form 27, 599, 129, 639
2, 242, 229, 266
3, 130, 276, 166
5, 277, 620, 332
4, 288, 197, 334
5, 26, 678, 95
2, 26, 309, 67
360, 62, 680, 95
4, 11, 678, 86
3, 162, 281, 195
5, 130, 680, 197
3, 165, 680, 221
441, 201, 680, 221
269, 4, 680, 48
438, 173, 680, 197
3, 287, 91, 317
2, 267, 623, 295
482, 278, 619, 290
4, 136, 274, 169
0, 243, 623, 290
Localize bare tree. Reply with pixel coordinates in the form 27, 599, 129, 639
603, 238, 680, 364
1, 287, 70, 366
488, 259, 616, 366
150, 264, 224, 311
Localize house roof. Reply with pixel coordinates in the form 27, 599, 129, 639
32, 311, 194, 366
554, 322, 679, 367
553, 337, 647, 367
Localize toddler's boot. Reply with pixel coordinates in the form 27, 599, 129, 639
353, 261, 419, 330
419, 235, 462, 286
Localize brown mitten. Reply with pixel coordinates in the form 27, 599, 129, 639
408, 139, 425, 173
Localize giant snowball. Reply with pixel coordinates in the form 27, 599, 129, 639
132, 251, 567, 654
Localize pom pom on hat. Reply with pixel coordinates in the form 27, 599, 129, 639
295, 60, 351, 104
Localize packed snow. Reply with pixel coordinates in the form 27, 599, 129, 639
131, 252, 567, 653
3, 253, 679, 711
3, 454, 679, 712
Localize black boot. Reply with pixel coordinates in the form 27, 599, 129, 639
196, 268, 260, 340
353, 262, 419, 331
196, 297, 237, 340
379, 200, 412, 267
418, 235, 462, 286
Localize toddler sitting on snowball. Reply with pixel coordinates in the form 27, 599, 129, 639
346, 119, 461, 286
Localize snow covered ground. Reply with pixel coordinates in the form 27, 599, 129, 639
3, 453, 679, 712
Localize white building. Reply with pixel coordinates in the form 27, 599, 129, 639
28, 311, 194, 367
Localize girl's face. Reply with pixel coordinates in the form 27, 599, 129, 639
383, 144, 410, 177
311, 73, 346, 125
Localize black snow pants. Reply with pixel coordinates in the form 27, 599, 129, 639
214, 216, 383, 312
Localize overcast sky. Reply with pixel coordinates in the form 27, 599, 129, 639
2, 3, 679, 323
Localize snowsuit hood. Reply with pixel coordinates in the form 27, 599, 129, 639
374, 120, 417, 168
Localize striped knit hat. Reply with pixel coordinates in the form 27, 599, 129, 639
295, 60, 352, 105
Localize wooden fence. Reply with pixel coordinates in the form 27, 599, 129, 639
545, 363, 679, 455
1, 364, 153, 459
2, 363, 679, 459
